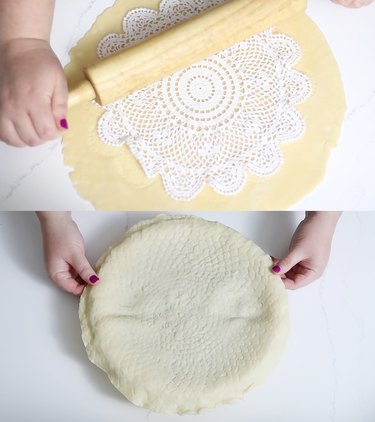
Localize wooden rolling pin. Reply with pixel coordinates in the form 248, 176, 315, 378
68, 0, 306, 108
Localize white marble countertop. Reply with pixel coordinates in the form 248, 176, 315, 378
1, 211, 374, 421
0, 0, 375, 210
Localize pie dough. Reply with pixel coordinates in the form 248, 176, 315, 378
63, 0, 346, 210
79, 215, 289, 414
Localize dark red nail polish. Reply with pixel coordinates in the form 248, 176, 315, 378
272, 265, 281, 273
89, 275, 99, 284
60, 118, 69, 130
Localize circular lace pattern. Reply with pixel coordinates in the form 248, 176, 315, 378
96, 0, 312, 201
160, 57, 243, 130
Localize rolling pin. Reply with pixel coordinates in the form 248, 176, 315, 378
68, 0, 306, 108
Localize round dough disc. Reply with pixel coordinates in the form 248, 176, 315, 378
79, 215, 289, 414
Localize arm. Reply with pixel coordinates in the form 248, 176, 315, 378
0, 0, 68, 147
272, 212, 342, 290
0, 0, 55, 45
37, 212, 100, 296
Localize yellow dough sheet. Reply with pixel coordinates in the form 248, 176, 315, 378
63, 0, 346, 210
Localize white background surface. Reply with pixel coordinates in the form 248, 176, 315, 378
0, 0, 375, 210
1, 211, 374, 421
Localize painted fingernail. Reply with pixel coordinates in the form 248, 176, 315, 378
60, 118, 69, 130
89, 275, 99, 284
272, 265, 281, 273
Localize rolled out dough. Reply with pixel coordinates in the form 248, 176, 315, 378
63, 0, 346, 210
79, 215, 289, 414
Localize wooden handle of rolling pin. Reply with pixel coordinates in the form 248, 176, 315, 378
68, 0, 306, 108
68, 80, 97, 108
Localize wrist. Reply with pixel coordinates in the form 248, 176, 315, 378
305, 211, 341, 233
0, 37, 50, 54
36, 212, 72, 226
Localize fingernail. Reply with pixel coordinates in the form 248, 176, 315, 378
60, 118, 69, 130
272, 265, 281, 273
89, 275, 99, 284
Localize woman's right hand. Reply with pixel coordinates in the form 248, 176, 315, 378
0, 38, 68, 147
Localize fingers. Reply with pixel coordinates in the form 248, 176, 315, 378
13, 113, 45, 147
29, 102, 61, 141
283, 271, 317, 290
0, 118, 26, 147
271, 251, 302, 276
1, 105, 60, 147
46, 248, 100, 295
29, 72, 68, 141
50, 270, 86, 296
272, 255, 320, 290
70, 254, 100, 286
52, 74, 69, 131
0, 77, 68, 147
271, 252, 313, 290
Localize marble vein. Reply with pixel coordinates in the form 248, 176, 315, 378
63, 0, 112, 64
1, 142, 59, 202
345, 88, 375, 123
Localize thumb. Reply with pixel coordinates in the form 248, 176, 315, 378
52, 74, 69, 131
71, 254, 100, 286
272, 251, 302, 275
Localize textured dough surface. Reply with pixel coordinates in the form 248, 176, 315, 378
79, 215, 289, 414
63, 0, 346, 210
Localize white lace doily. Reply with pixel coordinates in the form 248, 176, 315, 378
96, 0, 312, 201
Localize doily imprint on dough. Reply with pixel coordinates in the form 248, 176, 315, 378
80, 215, 289, 414
96, 0, 312, 201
